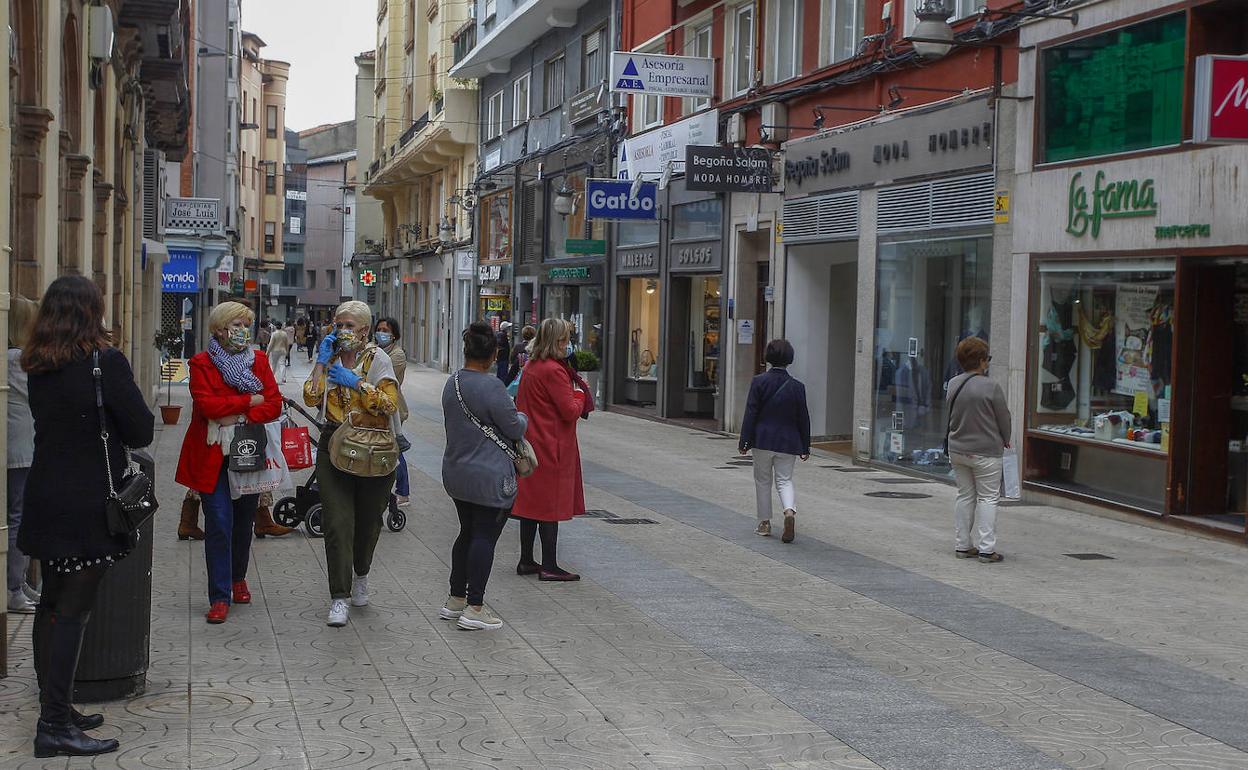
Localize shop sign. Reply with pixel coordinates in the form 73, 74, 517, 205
1065, 171, 1157, 239
483, 297, 509, 311
231, 277, 244, 294
244, 279, 258, 292
686, 146, 775, 193
994, 191, 1010, 224
610, 52, 714, 99
671, 240, 722, 273
165, 197, 221, 233
565, 239, 606, 255
616, 248, 658, 275
586, 179, 658, 220
483, 146, 501, 171
782, 97, 993, 197
548, 267, 590, 281
456, 251, 475, 277
1155, 224, 1211, 239
622, 110, 718, 179
285, 189, 308, 201
1194, 55, 1248, 142
568, 85, 606, 125
478, 264, 503, 282
161, 250, 199, 293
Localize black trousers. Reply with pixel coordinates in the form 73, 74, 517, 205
33, 563, 109, 724
449, 500, 507, 606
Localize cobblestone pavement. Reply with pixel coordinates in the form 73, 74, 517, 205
5, 357, 1248, 769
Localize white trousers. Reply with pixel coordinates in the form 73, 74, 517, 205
752, 449, 797, 522
270, 354, 288, 382
951, 452, 1001, 553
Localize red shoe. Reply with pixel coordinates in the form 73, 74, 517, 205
206, 601, 229, 624
232, 580, 252, 604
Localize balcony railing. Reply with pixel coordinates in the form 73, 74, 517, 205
452, 21, 477, 66
397, 112, 430, 149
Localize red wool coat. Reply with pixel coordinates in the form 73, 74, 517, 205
174, 351, 283, 494
511, 357, 593, 522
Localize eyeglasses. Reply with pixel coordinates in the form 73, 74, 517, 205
987, 355, 993, 362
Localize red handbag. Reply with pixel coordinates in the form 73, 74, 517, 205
281, 425, 313, 470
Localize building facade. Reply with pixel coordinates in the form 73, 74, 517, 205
300, 122, 360, 322
238, 31, 288, 318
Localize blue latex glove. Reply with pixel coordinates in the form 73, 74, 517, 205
316, 332, 337, 365
327, 362, 362, 390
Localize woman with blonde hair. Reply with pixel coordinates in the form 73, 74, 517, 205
175, 302, 283, 624
7, 296, 39, 615
304, 300, 400, 627
511, 317, 593, 580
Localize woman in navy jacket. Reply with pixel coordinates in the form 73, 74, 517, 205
739, 339, 811, 543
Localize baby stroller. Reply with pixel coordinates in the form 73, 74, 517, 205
273, 397, 407, 537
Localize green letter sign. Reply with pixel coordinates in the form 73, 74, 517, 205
1065, 171, 1158, 238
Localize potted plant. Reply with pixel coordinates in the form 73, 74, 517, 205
154, 326, 185, 424
571, 349, 602, 408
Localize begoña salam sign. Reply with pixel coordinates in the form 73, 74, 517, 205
611, 52, 714, 99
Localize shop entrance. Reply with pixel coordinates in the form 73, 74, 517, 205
664, 274, 721, 420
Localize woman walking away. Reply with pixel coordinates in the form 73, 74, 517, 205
374, 317, 411, 505
175, 302, 283, 624
7, 297, 38, 615
505, 324, 536, 386
440, 323, 528, 630
946, 336, 1011, 563
304, 301, 400, 627
512, 318, 592, 581
19, 276, 154, 758
305, 320, 318, 363
739, 339, 811, 544
266, 323, 291, 383
495, 321, 513, 382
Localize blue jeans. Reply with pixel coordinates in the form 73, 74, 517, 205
201, 467, 259, 604
7, 467, 30, 594
395, 453, 410, 498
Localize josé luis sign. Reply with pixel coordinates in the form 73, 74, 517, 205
1065, 171, 1157, 239
585, 179, 658, 221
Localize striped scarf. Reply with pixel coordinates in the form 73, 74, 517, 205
208, 338, 263, 394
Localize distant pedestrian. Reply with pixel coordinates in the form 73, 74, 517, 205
295, 319, 308, 351
495, 321, 512, 382
303, 301, 400, 627
945, 336, 1011, 563
256, 322, 272, 350
505, 324, 536, 386
6, 296, 38, 615
374, 317, 410, 505
19, 276, 154, 759
282, 322, 296, 365
440, 322, 528, 630
174, 301, 283, 624
511, 318, 592, 581
739, 339, 811, 543
305, 321, 318, 363
266, 325, 291, 383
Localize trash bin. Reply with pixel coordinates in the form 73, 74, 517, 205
74, 454, 156, 702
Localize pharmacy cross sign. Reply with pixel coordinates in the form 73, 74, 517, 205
359, 269, 378, 287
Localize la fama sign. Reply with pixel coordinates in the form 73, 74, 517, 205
1065, 171, 1157, 239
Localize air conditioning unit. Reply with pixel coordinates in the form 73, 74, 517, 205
725, 113, 745, 145
761, 103, 788, 142
142, 149, 167, 240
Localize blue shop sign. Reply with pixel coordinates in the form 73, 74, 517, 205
585, 179, 657, 221
162, 250, 200, 292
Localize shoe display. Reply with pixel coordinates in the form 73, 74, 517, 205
439, 595, 467, 620
8, 589, 37, 614
781, 512, 796, 544
516, 560, 541, 576
457, 605, 503, 631
538, 567, 581, 582
32, 720, 119, 758
177, 496, 205, 541
232, 580, 251, 604
754, 521, 771, 537
351, 575, 369, 607
327, 599, 349, 627
205, 602, 229, 624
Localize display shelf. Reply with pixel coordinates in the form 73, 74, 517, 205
1026, 429, 1168, 458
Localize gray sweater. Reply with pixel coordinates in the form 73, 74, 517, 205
442, 369, 529, 508
946, 372, 1011, 458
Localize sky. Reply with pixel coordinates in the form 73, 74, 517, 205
240, 0, 377, 132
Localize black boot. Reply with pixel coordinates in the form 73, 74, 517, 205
33, 720, 118, 758
32, 614, 118, 758
32, 605, 102, 731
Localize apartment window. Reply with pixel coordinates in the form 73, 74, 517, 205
327, 270, 337, 289
582, 27, 606, 89
544, 55, 565, 112
484, 0, 496, 19
825, 0, 866, 64
512, 73, 530, 127
768, 0, 801, 83
265, 165, 276, 194
252, 97, 257, 124
685, 23, 712, 113
266, 105, 278, 137
307, 270, 317, 289
903, 0, 979, 36
731, 5, 756, 96
636, 46, 664, 130
264, 221, 276, 253
485, 90, 503, 140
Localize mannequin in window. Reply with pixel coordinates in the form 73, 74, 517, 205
895, 349, 931, 429
944, 306, 990, 388
638, 349, 656, 379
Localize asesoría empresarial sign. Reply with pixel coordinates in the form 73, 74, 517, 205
610, 52, 714, 99
1065, 171, 1158, 239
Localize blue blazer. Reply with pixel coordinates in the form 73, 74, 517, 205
739, 368, 811, 456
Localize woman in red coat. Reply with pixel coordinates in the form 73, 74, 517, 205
175, 302, 282, 624
512, 318, 593, 581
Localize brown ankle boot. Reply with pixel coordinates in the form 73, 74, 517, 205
177, 497, 205, 541
254, 506, 294, 538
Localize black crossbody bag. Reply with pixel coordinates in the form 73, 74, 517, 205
93, 351, 159, 536
943, 372, 983, 455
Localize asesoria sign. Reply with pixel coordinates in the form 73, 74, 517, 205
1065, 171, 1157, 239
1194, 55, 1248, 143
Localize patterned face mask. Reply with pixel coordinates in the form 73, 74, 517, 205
226, 327, 251, 352
335, 329, 365, 352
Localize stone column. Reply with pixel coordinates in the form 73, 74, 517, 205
13, 105, 53, 299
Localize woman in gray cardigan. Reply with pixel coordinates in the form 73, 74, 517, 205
440, 322, 528, 630
946, 336, 1012, 563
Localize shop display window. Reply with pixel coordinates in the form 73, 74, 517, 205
672, 199, 722, 241
548, 171, 605, 259
480, 191, 512, 261
618, 219, 659, 247
544, 284, 604, 360
872, 236, 993, 475
626, 278, 661, 381
1029, 260, 1175, 453
688, 277, 721, 389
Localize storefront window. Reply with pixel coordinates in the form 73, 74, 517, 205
548, 171, 588, 260
617, 219, 660, 247
872, 236, 993, 475
1042, 13, 1185, 163
688, 277, 721, 389
544, 284, 603, 360
480, 191, 512, 261
672, 199, 722, 241
627, 278, 661, 380
1029, 260, 1175, 452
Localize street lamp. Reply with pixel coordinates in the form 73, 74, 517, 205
438, 216, 454, 245
553, 181, 577, 217
909, 0, 955, 60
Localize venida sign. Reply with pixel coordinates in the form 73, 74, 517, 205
1194, 55, 1248, 142
610, 52, 714, 99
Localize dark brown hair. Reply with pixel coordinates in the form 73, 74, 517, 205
463, 321, 497, 362
21, 276, 111, 374
956, 336, 990, 372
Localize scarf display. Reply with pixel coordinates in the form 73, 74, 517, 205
208, 337, 263, 394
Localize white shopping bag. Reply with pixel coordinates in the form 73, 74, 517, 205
1001, 448, 1021, 500
228, 422, 294, 500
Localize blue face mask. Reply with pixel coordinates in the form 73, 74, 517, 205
565, 343, 574, 359
375, 332, 393, 348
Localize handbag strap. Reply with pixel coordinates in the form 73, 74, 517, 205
944, 372, 983, 446
454, 371, 519, 461
758, 375, 792, 415
93, 351, 118, 499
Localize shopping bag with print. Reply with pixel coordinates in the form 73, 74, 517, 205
229, 422, 294, 500
281, 424, 314, 470
1001, 448, 1021, 501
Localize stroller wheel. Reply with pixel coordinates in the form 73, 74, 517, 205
387, 510, 406, 532
273, 497, 302, 528
306, 504, 325, 538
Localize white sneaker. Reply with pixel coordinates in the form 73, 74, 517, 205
457, 605, 502, 631
327, 598, 349, 627
439, 595, 466, 620
7, 589, 36, 614
350, 575, 369, 607
22, 582, 41, 603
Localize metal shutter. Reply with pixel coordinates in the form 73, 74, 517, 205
877, 172, 994, 233
781, 190, 858, 243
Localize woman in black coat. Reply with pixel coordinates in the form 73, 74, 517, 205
17, 276, 154, 759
